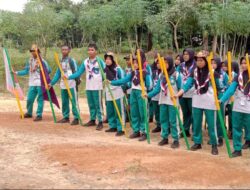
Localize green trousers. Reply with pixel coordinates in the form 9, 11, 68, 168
130, 89, 146, 133
217, 93, 226, 138
27, 86, 44, 117
160, 104, 178, 141
226, 104, 233, 132
152, 100, 160, 126
86, 90, 103, 122
61, 88, 79, 119
232, 111, 250, 151
149, 99, 154, 120
106, 98, 125, 132
179, 98, 193, 132
192, 107, 218, 145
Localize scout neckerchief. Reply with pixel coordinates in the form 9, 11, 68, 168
30, 58, 40, 73
61, 57, 69, 73
87, 58, 98, 80
238, 71, 250, 98
182, 61, 195, 81
194, 68, 210, 95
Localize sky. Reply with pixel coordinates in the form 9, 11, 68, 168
0, 0, 82, 12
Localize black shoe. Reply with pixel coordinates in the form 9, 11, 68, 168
116, 131, 125, 136
180, 131, 191, 138
232, 150, 242, 158
152, 126, 161, 133
57, 118, 70, 123
103, 119, 108, 124
190, 144, 202, 151
34, 116, 42, 122
149, 118, 153, 123
96, 122, 103, 131
242, 141, 250, 149
24, 113, 32, 118
71, 119, 79, 126
211, 145, 219, 155
158, 138, 168, 146
171, 141, 180, 149
139, 133, 147, 141
83, 120, 96, 127
105, 128, 117, 133
129, 132, 140, 139
218, 138, 223, 147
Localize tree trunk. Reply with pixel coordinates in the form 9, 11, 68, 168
212, 34, 217, 54
219, 34, 223, 58
173, 24, 179, 53
232, 33, 237, 57
135, 26, 139, 49
147, 32, 153, 51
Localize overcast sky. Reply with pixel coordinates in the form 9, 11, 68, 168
0, 0, 82, 12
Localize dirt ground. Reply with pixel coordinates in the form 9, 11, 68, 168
1, 96, 250, 189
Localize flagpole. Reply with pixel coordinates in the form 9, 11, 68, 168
159, 55, 190, 150
96, 57, 128, 137
246, 53, 250, 78
137, 50, 150, 144
54, 52, 83, 125
4, 48, 24, 119
208, 52, 232, 158
35, 49, 57, 123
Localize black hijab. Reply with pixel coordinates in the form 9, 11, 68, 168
235, 57, 250, 95
213, 57, 222, 74
183, 48, 195, 67
176, 54, 184, 66
162, 56, 175, 85
104, 54, 117, 81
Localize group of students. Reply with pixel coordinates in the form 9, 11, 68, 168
14, 43, 250, 158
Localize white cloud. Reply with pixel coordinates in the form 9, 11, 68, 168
0, 0, 82, 12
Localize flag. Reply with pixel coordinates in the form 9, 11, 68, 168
2, 48, 25, 100
37, 53, 60, 109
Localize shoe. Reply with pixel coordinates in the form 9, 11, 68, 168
71, 119, 79, 126
218, 138, 223, 147
242, 141, 250, 149
96, 122, 103, 131
57, 118, 70, 123
152, 126, 161, 133
211, 145, 219, 155
34, 116, 42, 122
83, 120, 96, 127
24, 113, 32, 118
105, 128, 117, 133
158, 138, 168, 146
138, 133, 147, 141
190, 144, 202, 151
149, 118, 153, 123
171, 141, 180, 149
232, 150, 242, 158
116, 131, 125, 136
180, 130, 191, 138
129, 132, 140, 139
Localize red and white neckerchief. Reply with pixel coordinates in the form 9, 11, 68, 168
238, 72, 250, 98
86, 58, 97, 80
30, 58, 40, 73
160, 80, 168, 96
153, 70, 160, 86
182, 61, 195, 81
194, 68, 210, 95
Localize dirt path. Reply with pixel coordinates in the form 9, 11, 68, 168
0, 97, 250, 189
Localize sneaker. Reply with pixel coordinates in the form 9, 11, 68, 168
83, 120, 96, 127
96, 122, 103, 131
105, 128, 117, 133
71, 119, 79, 126
24, 113, 32, 118
129, 132, 140, 139
158, 138, 169, 146
116, 131, 125, 136
57, 118, 70, 123
211, 145, 219, 155
190, 144, 202, 151
152, 126, 161, 133
149, 118, 153, 123
171, 141, 180, 149
242, 141, 250, 149
34, 116, 42, 122
138, 133, 147, 141
232, 150, 242, 158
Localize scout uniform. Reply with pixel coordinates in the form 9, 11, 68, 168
178, 48, 196, 137
16, 45, 51, 121
68, 56, 105, 129
181, 52, 220, 155
148, 56, 182, 148
50, 56, 80, 125
104, 52, 125, 136
220, 57, 250, 157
